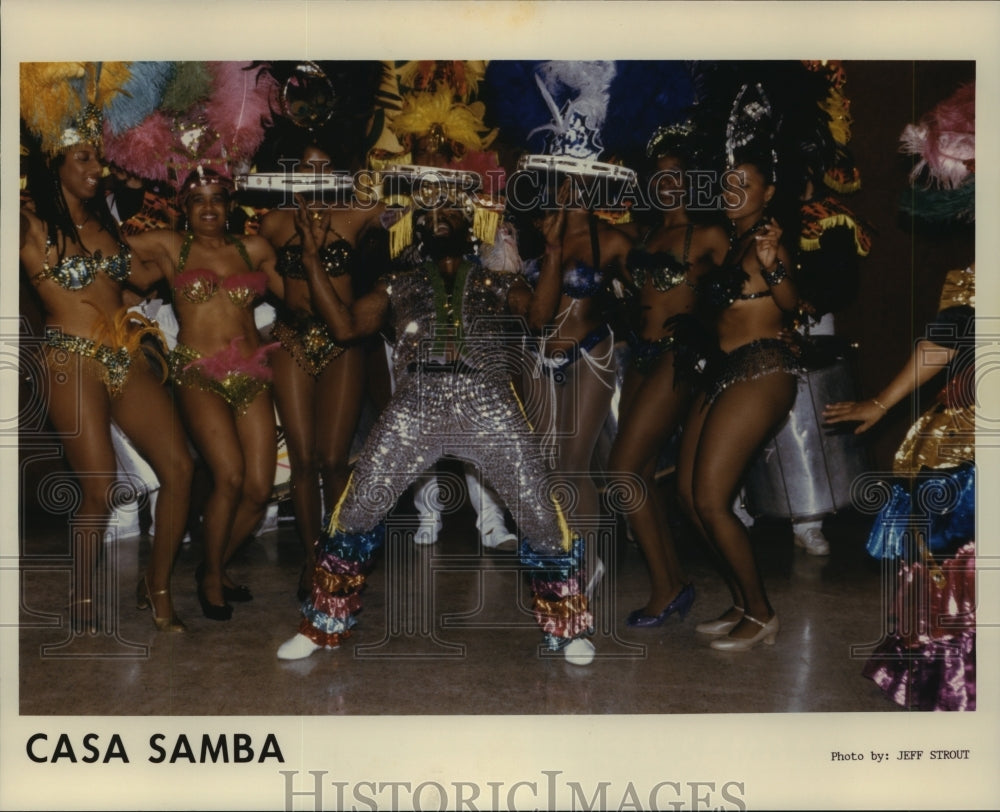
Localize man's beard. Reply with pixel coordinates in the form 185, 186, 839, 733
421, 226, 471, 260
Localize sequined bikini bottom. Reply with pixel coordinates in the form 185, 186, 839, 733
169, 336, 279, 416
44, 310, 166, 398
704, 338, 802, 405
628, 334, 677, 374
271, 312, 347, 378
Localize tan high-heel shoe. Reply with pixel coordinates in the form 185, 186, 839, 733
709, 613, 778, 651
695, 606, 744, 636
136, 577, 186, 633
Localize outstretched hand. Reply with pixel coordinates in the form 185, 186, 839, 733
823, 399, 886, 434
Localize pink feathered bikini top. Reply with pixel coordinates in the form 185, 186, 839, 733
174, 233, 266, 309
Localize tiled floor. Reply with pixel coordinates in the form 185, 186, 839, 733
17, 476, 903, 717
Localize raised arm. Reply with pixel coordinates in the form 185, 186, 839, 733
754, 219, 800, 313
123, 229, 182, 292
508, 205, 566, 331
293, 200, 388, 340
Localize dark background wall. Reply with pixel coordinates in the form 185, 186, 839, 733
834, 60, 975, 470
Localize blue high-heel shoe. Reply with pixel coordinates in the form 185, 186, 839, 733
626, 583, 695, 628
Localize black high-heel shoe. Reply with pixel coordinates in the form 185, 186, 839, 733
197, 582, 233, 621
195, 563, 252, 603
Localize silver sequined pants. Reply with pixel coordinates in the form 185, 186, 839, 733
334, 368, 569, 554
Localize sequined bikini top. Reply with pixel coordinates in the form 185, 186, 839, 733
698, 242, 772, 312
276, 238, 355, 280
627, 224, 695, 293
173, 233, 265, 308
524, 257, 605, 299
36, 237, 132, 290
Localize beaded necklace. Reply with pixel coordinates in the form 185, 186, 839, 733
425, 258, 472, 357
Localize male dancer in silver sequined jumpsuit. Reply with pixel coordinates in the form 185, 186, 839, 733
277, 195, 597, 665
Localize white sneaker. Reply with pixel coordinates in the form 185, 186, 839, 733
563, 638, 595, 666
413, 514, 442, 546
479, 516, 517, 550
277, 633, 324, 660
794, 527, 830, 556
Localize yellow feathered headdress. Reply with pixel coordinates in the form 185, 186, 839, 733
392, 87, 497, 159
20, 61, 131, 155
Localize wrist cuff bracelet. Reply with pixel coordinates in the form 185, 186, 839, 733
761, 259, 788, 287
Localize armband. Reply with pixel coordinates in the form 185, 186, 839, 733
761, 259, 788, 287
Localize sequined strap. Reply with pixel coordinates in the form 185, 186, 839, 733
178, 233, 254, 272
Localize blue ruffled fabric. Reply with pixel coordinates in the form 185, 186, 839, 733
320, 523, 386, 566
866, 465, 975, 559
518, 536, 585, 577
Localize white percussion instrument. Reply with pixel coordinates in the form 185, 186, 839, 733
234, 172, 357, 196
517, 154, 637, 185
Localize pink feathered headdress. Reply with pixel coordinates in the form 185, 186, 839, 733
899, 82, 975, 189
103, 61, 278, 187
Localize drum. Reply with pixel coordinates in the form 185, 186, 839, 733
743, 336, 870, 520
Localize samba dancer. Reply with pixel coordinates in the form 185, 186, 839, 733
277, 172, 598, 664
259, 139, 385, 600
610, 125, 729, 627
19, 80, 194, 633
127, 168, 286, 621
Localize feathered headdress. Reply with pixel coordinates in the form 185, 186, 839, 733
248, 60, 382, 176
687, 61, 837, 199
371, 61, 505, 257
102, 61, 279, 189
391, 86, 497, 159
20, 61, 131, 155
900, 82, 975, 190
484, 60, 637, 217
803, 60, 862, 193
528, 60, 616, 160
603, 61, 697, 164
898, 82, 975, 224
